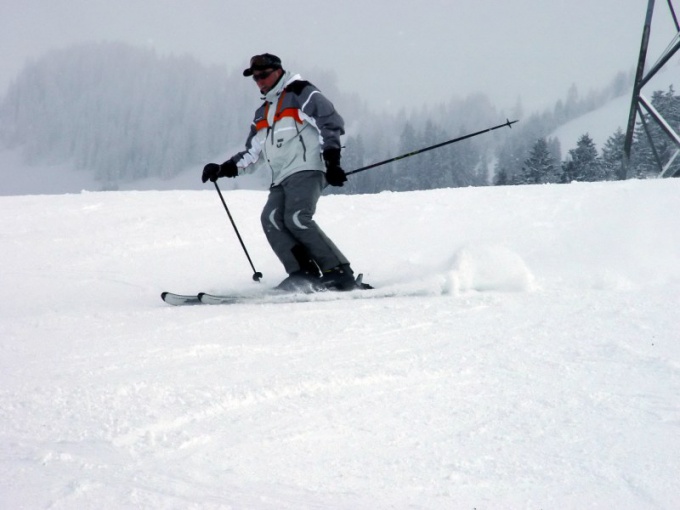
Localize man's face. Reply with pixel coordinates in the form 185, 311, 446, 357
252, 68, 282, 94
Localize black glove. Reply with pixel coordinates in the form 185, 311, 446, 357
201, 160, 238, 183
323, 148, 347, 187
218, 160, 239, 178
201, 163, 219, 183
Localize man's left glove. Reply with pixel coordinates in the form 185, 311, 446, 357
201, 160, 238, 183
323, 148, 347, 187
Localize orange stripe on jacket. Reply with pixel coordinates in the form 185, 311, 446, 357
274, 108, 302, 124
254, 92, 303, 132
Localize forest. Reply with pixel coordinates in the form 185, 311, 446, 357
1, 42, 678, 193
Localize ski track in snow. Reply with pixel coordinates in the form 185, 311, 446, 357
1, 180, 679, 509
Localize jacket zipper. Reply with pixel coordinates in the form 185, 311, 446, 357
297, 122, 307, 162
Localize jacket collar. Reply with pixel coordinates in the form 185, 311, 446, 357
263, 71, 302, 103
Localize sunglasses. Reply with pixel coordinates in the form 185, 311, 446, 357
252, 69, 275, 81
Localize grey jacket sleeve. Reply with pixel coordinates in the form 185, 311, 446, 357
229, 114, 265, 173
298, 84, 345, 151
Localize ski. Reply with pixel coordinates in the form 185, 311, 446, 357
162, 274, 373, 306
198, 290, 322, 305
160, 292, 202, 306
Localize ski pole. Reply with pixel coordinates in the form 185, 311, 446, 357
346, 118, 519, 176
213, 182, 263, 282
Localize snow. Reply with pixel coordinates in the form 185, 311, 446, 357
0, 147, 270, 197
550, 73, 677, 152
1, 179, 680, 509
551, 94, 631, 150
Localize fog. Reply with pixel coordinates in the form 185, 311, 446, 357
2, 0, 678, 113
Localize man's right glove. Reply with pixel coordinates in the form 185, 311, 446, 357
323, 148, 347, 187
201, 160, 238, 183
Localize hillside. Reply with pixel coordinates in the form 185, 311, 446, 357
1, 179, 679, 509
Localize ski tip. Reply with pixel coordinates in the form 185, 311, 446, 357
161, 291, 202, 306
355, 273, 374, 290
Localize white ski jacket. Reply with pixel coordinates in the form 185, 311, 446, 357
229, 71, 345, 186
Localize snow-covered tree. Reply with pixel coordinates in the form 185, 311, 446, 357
494, 167, 510, 186
447, 128, 484, 188
421, 120, 450, 189
561, 134, 604, 182
0, 43, 256, 185
521, 138, 559, 184
632, 86, 680, 178
601, 128, 626, 180
0, 41, 641, 193
334, 134, 366, 195
391, 122, 421, 192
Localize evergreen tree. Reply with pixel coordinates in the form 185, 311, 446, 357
547, 137, 562, 171
632, 86, 680, 178
392, 122, 420, 191
448, 131, 483, 188
561, 133, 603, 182
0, 42, 245, 185
521, 138, 559, 184
337, 134, 366, 195
494, 167, 510, 186
421, 120, 450, 189
0, 41, 640, 194
564, 84, 580, 118
601, 128, 626, 180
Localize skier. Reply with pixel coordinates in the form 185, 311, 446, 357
201, 53, 358, 291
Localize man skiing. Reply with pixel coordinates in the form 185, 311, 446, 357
202, 53, 358, 291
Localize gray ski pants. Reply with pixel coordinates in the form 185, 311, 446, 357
261, 170, 349, 274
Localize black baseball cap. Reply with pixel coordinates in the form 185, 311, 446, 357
242, 53, 282, 77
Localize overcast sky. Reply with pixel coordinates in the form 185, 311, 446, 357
1, 0, 678, 114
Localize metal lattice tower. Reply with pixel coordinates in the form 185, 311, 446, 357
621, 0, 680, 178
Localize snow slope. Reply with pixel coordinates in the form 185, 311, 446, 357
1, 179, 679, 509
551, 74, 677, 152
551, 94, 631, 150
